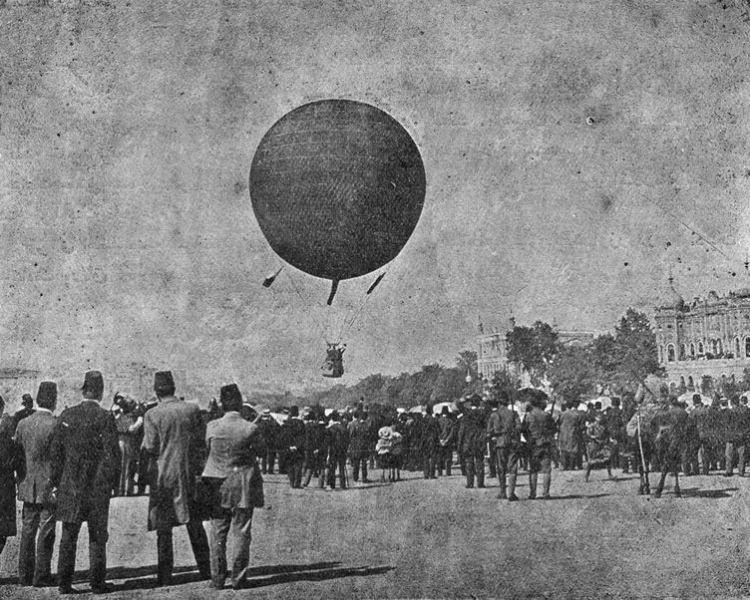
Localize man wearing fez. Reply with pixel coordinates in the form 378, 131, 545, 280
50, 371, 121, 594
201, 384, 264, 589
15, 382, 59, 587
141, 371, 210, 585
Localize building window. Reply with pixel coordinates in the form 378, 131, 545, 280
688, 375, 694, 390
736, 338, 741, 357
680, 345, 687, 360
717, 340, 723, 355
746, 337, 750, 358
698, 342, 704, 354
667, 345, 675, 362
690, 343, 696, 358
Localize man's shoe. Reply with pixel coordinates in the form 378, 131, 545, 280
58, 585, 81, 595
507, 494, 519, 502
231, 578, 246, 590
209, 579, 225, 589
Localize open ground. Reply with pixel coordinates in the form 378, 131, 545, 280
1, 467, 750, 599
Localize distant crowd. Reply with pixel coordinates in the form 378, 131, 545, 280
0, 371, 748, 594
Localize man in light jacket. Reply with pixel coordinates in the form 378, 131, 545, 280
202, 384, 264, 589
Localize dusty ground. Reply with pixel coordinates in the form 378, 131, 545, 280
1, 466, 750, 599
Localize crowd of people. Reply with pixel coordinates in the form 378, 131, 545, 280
1, 370, 749, 595
0, 370, 264, 593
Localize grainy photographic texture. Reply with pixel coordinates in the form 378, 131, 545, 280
2, 1, 750, 598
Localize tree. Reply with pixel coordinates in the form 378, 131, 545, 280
610, 309, 663, 392
490, 369, 519, 404
591, 333, 618, 383
506, 321, 559, 384
547, 345, 597, 404
455, 349, 478, 381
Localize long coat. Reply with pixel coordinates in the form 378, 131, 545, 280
558, 409, 584, 454
0, 414, 23, 536
14, 409, 58, 505
49, 401, 121, 524
456, 409, 487, 456
142, 397, 205, 530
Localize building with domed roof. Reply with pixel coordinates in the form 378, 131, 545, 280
654, 278, 750, 389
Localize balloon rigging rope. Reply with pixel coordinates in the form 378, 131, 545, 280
283, 270, 332, 343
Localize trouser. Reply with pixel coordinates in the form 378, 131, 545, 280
57, 509, 109, 590
698, 440, 713, 474
529, 445, 552, 499
422, 452, 437, 479
261, 450, 276, 474
495, 447, 519, 498
487, 446, 497, 478
464, 451, 485, 488
156, 521, 211, 585
681, 445, 699, 476
18, 502, 55, 585
326, 456, 347, 489
303, 453, 325, 486
609, 443, 620, 472
137, 448, 152, 494
209, 507, 254, 587
118, 438, 136, 496
437, 446, 452, 476
286, 453, 304, 488
725, 442, 746, 476
351, 453, 369, 482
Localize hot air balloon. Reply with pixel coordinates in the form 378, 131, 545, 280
249, 99, 426, 376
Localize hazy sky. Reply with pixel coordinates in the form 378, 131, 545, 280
1, 0, 750, 394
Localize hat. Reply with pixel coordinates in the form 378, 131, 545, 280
153, 371, 175, 394
36, 381, 57, 408
220, 383, 243, 407
81, 370, 104, 399
262, 408, 271, 415
21, 393, 33, 406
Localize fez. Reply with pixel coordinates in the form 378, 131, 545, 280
153, 371, 175, 395
36, 381, 57, 408
81, 370, 104, 399
220, 383, 243, 409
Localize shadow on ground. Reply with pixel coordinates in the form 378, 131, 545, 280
100, 561, 392, 592
679, 487, 738, 499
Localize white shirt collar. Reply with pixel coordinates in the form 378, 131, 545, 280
36, 407, 52, 414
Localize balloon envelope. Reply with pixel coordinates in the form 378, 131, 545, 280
250, 99, 426, 281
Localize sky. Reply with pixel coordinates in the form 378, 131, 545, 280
1, 0, 750, 396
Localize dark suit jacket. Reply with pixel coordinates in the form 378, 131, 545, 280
15, 409, 58, 505
50, 401, 121, 523
0, 414, 23, 536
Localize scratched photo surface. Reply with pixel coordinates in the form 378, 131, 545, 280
2, 1, 750, 598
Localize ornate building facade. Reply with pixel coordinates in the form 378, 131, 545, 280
654, 279, 750, 389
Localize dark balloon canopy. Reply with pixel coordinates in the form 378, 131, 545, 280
250, 99, 426, 281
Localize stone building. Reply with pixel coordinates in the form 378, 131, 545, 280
654, 278, 750, 389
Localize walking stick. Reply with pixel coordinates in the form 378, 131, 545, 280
636, 404, 648, 476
